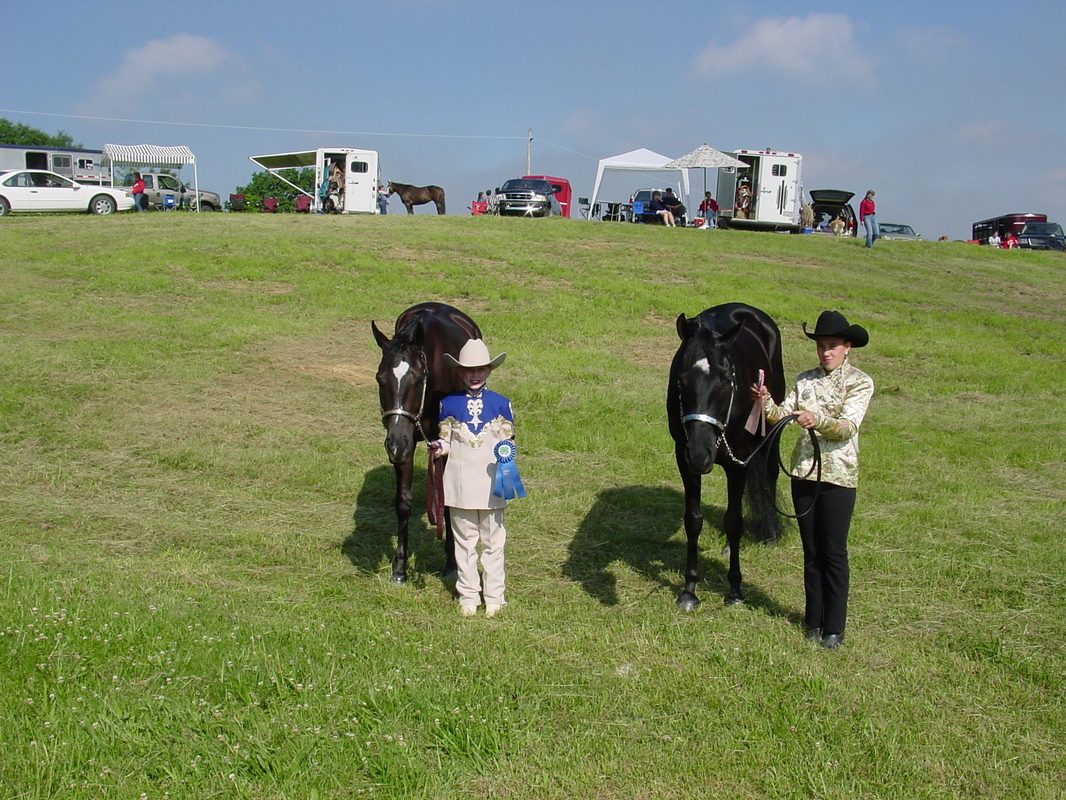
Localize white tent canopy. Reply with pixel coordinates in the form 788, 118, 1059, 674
587, 147, 690, 219
101, 143, 200, 210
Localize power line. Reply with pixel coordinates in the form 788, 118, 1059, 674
0, 107, 524, 142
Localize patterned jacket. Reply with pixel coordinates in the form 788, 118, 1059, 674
437, 388, 516, 510
764, 361, 874, 488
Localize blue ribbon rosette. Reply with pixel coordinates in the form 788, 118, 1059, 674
492, 440, 527, 500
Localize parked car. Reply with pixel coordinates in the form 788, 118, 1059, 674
807, 189, 857, 236
1016, 221, 1065, 251
878, 223, 922, 241
0, 169, 135, 216
121, 172, 222, 211
495, 178, 562, 217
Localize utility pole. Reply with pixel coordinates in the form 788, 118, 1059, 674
526, 128, 532, 175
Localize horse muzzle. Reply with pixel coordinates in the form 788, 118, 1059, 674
382, 410, 418, 464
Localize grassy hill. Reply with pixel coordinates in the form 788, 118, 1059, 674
1, 213, 1063, 799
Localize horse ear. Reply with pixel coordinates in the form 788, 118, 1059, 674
371, 320, 391, 350
410, 321, 425, 348
713, 319, 746, 345
676, 313, 694, 341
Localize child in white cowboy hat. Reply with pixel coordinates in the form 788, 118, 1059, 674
429, 338, 518, 617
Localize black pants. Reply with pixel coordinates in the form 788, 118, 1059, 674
792, 479, 856, 635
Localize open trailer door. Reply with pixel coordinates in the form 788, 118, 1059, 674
249, 147, 380, 214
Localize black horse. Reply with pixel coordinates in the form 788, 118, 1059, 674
371, 302, 480, 583
667, 303, 786, 610
386, 182, 446, 215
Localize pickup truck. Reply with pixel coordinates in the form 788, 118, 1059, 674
495, 177, 567, 218
123, 173, 222, 211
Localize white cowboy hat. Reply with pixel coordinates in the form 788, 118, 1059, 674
443, 339, 506, 369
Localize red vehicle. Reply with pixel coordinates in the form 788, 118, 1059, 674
972, 213, 1046, 245
521, 175, 572, 218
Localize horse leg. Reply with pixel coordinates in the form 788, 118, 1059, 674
405, 202, 415, 215
442, 507, 458, 581
436, 199, 446, 215
723, 466, 747, 605
392, 458, 414, 584
676, 445, 704, 612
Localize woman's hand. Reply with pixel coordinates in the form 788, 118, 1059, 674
750, 383, 770, 403
793, 411, 817, 429
428, 440, 444, 460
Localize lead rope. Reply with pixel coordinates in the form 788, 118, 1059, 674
678, 372, 822, 519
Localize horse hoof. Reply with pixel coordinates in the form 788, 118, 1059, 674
391, 574, 407, 585
442, 567, 458, 582
725, 595, 745, 606
677, 595, 701, 613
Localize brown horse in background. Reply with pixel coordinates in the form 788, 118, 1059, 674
387, 182, 446, 215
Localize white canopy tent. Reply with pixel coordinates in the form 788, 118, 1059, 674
100, 144, 200, 211
587, 148, 691, 219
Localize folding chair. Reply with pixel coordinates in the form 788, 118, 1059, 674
260, 198, 279, 213
227, 194, 246, 212
295, 195, 312, 213
162, 194, 177, 211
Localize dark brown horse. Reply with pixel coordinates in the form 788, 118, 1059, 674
386, 181, 446, 215
668, 303, 786, 610
371, 302, 479, 583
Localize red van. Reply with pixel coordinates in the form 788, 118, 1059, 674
972, 213, 1046, 245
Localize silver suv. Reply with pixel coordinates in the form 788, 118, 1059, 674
128, 173, 222, 211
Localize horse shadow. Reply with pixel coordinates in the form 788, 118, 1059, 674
341, 464, 449, 590
564, 484, 796, 621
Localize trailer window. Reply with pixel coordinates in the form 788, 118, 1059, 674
772, 164, 787, 176
349, 161, 369, 174
52, 155, 72, 171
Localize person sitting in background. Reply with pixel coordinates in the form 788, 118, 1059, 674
987, 231, 1001, 248
648, 191, 676, 227
662, 187, 686, 224
699, 191, 719, 229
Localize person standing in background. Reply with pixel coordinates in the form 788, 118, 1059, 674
131, 172, 146, 212
859, 190, 877, 248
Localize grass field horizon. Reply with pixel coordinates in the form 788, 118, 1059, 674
1, 213, 1063, 799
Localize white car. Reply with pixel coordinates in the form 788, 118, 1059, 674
0, 169, 135, 216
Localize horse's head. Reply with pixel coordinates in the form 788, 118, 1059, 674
673, 313, 744, 474
372, 318, 428, 465
385, 182, 397, 197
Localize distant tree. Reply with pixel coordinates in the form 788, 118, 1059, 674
234, 168, 316, 212
0, 118, 81, 148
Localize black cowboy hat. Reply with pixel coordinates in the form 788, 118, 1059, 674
803, 310, 869, 347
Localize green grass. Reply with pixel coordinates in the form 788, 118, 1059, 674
1, 212, 1063, 799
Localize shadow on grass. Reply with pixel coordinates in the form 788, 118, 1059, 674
341, 464, 450, 590
564, 484, 796, 620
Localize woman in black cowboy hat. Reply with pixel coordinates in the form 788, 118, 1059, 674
753, 311, 874, 649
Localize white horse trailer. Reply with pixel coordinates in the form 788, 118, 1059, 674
0, 144, 110, 184
716, 149, 803, 233
249, 148, 380, 214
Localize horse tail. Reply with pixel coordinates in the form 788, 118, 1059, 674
744, 435, 784, 543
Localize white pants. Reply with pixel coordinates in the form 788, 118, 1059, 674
449, 507, 507, 607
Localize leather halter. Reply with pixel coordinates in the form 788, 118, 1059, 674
380, 350, 429, 440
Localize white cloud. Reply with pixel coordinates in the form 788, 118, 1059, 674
694, 14, 873, 87
77, 34, 258, 116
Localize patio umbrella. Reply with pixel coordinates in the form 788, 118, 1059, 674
663, 144, 747, 196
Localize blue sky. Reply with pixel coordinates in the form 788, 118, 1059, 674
3, 0, 1063, 239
